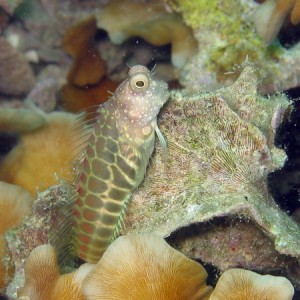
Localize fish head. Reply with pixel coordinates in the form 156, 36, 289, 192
113, 65, 169, 127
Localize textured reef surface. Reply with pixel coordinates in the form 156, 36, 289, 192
122, 64, 300, 283
1, 0, 300, 298
167, 0, 300, 94
4, 65, 300, 298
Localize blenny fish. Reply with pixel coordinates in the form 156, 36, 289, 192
72, 65, 169, 263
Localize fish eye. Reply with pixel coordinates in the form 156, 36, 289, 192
130, 73, 149, 92
136, 80, 145, 87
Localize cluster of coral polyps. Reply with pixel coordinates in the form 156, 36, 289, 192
14, 235, 296, 299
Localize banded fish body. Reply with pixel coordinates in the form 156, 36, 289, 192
73, 65, 169, 263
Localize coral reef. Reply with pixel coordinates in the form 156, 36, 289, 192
25, 65, 65, 112
209, 268, 294, 300
18, 244, 94, 300
167, 0, 300, 94
5, 185, 74, 297
9, 231, 295, 299
0, 0, 22, 15
4, 65, 299, 297
83, 234, 213, 299
0, 0, 22, 30
1, 0, 300, 298
0, 37, 35, 96
96, 0, 198, 68
0, 111, 88, 196
59, 78, 119, 117
118, 65, 300, 286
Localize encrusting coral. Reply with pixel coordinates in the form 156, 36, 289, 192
166, 0, 300, 94
0, 37, 35, 96
96, 0, 198, 68
83, 234, 213, 300
253, 0, 300, 44
117, 64, 300, 284
0, 111, 89, 196
0, 182, 32, 291
209, 268, 294, 300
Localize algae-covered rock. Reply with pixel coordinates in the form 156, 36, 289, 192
167, 0, 300, 94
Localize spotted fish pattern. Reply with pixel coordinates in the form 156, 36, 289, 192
73, 65, 169, 263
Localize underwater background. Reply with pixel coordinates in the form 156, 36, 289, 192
0, 0, 300, 299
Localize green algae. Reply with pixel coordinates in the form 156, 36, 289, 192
169, 0, 284, 81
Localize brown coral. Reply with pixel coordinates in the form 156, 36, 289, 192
254, 0, 300, 44
63, 17, 105, 87
96, 0, 198, 68
59, 78, 119, 118
209, 268, 294, 300
60, 17, 119, 116
0, 37, 35, 96
83, 234, 213, 300
18, 244, 94, 300
0, 112, 89, 196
